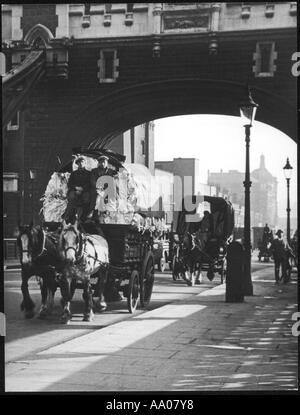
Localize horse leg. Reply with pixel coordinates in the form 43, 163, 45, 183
38, 275, 49, 319
82, 280, 94, 322
94, 269, 108, 312
59, 276, 73, 324
38, 269, 57, 319
20, 268, 35, 318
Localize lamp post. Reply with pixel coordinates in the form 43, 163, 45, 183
283, 158, 293, 244
239, 86, 258, 296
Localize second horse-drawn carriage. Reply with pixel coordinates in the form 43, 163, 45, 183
170, 195, 234, 286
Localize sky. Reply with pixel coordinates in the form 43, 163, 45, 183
153, 114, 297, 219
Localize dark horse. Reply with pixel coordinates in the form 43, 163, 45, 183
182, 232, 203, 286
58, 219, 109, 323
17, 223, 60, 319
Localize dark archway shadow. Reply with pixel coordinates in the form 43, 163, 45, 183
55, 78, 296, 165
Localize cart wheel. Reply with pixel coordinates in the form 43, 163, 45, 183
127, 270, 139, 314
140, 252, 155, 308
158, 256, 166, 272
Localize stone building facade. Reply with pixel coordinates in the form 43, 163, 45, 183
208, 155, 278, 227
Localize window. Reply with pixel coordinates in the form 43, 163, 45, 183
3, 173, 18, 192
103, 50, 114, 79
7, 111, 19, 131
97, 49, 119, 83
253, 42, 277, 77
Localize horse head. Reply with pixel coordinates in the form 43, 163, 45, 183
182, 232, 197, 254
17, 222, 46, 265
59, 219, 83, 263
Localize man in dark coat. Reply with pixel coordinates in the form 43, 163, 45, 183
62, 157, 92, 222
270, 229, 292, 284
89, 155, 118, 215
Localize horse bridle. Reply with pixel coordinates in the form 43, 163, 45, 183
61, 227, 83, 261
18, 228, 47, 260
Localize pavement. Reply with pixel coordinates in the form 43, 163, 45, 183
4, 265, 298, 393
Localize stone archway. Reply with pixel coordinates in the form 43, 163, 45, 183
58, 78, 296, 161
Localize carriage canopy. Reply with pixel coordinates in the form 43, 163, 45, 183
175, 195, 235, 241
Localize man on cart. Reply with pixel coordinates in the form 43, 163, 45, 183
62, 156, 93, 223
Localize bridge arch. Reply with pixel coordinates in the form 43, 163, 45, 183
61, 78, 296, 159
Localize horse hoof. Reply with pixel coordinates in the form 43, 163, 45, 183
38, 311, 48, 319
60, 314, 72, 324
94, 301, 107, 313
25, 310, 35, 319
82, 312, 94, 322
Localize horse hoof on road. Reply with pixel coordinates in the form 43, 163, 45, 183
38, 309, 48, 319
82, 311, 94, 322
24, 309, 35, 319
94, 300, 107, 313
60, 313, 72, 324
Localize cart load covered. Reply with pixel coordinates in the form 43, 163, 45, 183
175, 195, 234, 241
41, 154, 160, 228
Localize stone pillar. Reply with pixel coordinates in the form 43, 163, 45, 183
211, 3, 221, 32
209, 4, 221, 55
152, 3, 162, 57
55, 4, 69, 38
11, 5, 23, 40
152, 3, 163, 34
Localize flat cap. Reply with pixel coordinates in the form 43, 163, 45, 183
98, 155, 109, 161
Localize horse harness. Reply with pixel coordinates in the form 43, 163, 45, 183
61, 227, 108, 270
18, 228, 47, 260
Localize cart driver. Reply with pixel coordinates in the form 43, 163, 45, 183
197, 211, 214, 247
62, 156, 93, 223
89, 155, 118, 217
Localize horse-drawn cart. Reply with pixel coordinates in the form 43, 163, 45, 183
170, 195, 234, 285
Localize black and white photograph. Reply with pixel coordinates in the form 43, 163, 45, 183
1, 2, 298, 397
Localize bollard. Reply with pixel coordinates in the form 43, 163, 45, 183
225, 241, 245, 302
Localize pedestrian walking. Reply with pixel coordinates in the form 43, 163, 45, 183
270, 229, 292, 284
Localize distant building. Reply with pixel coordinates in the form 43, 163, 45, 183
108, 122, 155, 174
208, 169, 245, 205
251, 154, 278, 227
208, 154, 278, 227
155, 157, 244, 229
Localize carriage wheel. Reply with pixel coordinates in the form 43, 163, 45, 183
140, 252, 155, 308
127, 270, 140, 314
158, 256, 166, 273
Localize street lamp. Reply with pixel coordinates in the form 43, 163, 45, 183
283, 158, 293, 243
239, 86, 259, 296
